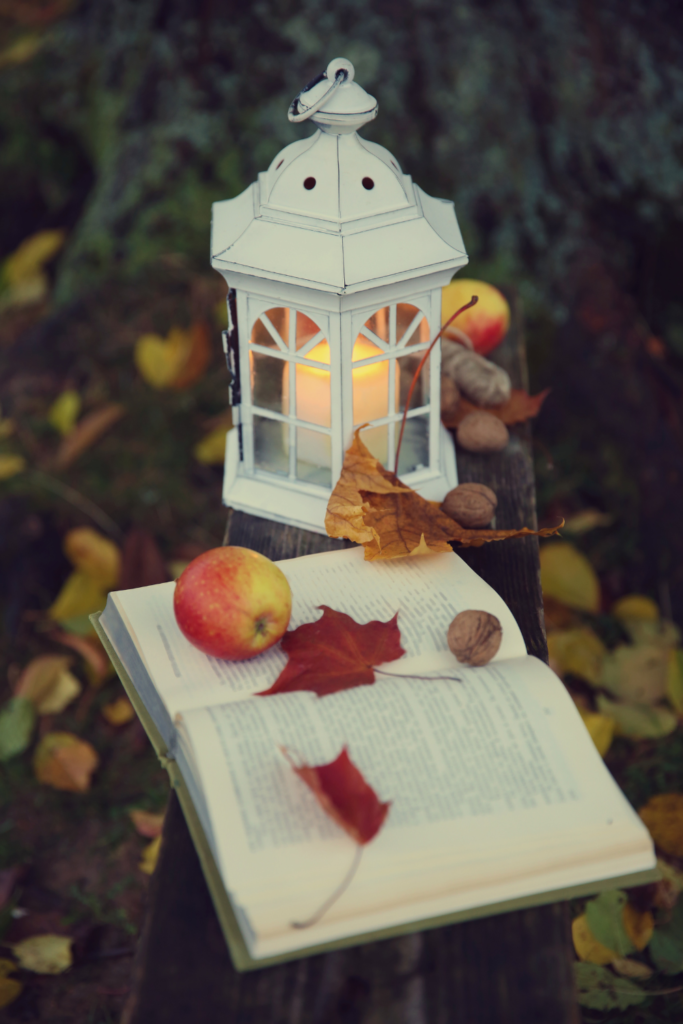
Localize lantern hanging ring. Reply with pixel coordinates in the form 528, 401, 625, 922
288, 59, 353, 123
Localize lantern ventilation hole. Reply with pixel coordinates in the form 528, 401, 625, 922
362, 177, 375, 190
303, 177, 316, 190
276, 159, 284, 169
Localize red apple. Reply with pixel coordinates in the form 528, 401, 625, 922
173, 546, 292, 660
441, 279, 511, 355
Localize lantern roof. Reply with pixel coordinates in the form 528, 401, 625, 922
211, 59, 467, 295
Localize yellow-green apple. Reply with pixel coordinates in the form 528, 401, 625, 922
441, 279, 510, 355
173, 547, 292, 660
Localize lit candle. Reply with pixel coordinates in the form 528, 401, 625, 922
351, 338, 395, 465
282, 340, 332, 468
282, 337, 398, 468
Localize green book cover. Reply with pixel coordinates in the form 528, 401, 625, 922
91, 611, 660, 973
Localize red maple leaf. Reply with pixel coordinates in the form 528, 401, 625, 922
257, 605, 406, 697
282, 746, 390, 844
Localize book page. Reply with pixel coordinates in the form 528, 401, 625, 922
178, 654, 653, 917
103, 546, 526, 718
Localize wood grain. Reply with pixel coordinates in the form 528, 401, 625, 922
123, 295, 579, 1024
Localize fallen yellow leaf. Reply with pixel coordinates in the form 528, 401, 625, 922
193, 422, 231, 465
14, 654, 72, 706
572, 914, 618, 964
667, 650, 683, 714
134, 327, 191, 389
579, 710, 616, 757
47, 389, 81, 437
3, 229, 65, 297
622, 904, 654, 951
12, 934, 72, 975
129, 809, 165, 838
0, 959, 22, 1009
33, 732, 99, 792
548, 627, 606, 686
101, 696, 135, 726
0, 454, 26, 479
539, 543, 600, 613
600, 645, 670, 704
0, 33, 42, 68
47, 570, 108, 623
139, 834, 162, 874
610, 956, 654, 980
63, 527, 120, 589
612, 595, 659, 621
35, 670, 81, 715
638, 794, 683, 857
0, 417, 15, 439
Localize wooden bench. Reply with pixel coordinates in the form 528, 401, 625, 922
121, 299, 580, 1024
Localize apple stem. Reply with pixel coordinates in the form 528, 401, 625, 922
393, 295, 478, 476
291, 843, 363, 929
374, 668, 463, 683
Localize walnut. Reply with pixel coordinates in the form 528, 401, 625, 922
456, 411, 509, 453
447, 610, 503, 666
441, 340, 511, 406
441, 483, 498, 528
440, 374, 461, 420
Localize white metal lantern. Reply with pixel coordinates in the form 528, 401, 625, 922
211, 57, 468, 533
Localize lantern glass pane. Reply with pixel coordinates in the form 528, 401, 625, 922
352, 336, 383, 361
295, 312, 322, 351
360, 424, 389, 467
397, 304, 429, 347
296, 428, 332, 486
251, 351, 286, 413
294, 357, 331, 427
253, 415, 289, 476
397, 414, 430, 475
353, 356, 392, 425
398, 351, 429, 412
252, 308, 288, 350
364, 307, 390, 344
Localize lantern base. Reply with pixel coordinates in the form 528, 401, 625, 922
222, 425, 458, 535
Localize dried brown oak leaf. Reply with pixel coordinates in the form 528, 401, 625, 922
326, 429, 562, 559
448, 610, 502, 665
442, 388, 551, 429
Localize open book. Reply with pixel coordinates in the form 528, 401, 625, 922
94, 546, 657, 971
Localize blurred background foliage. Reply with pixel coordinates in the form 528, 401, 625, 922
0, 0, 681, 310
1, 0, 682, 626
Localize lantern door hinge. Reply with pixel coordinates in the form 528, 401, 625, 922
223, 289, 243, 460
223, 289, 241, 407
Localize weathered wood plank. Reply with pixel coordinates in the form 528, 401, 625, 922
123, 296, 579, 1024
